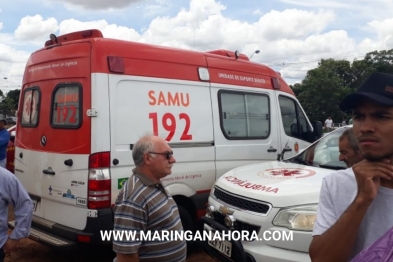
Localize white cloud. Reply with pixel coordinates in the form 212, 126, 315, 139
54, 0, 143, 10
58, 19, 142, 41
255, 9, 335, 41
2, 0, 393, 88
355, 18, 393, 53
252, 9, 263, 16
0, 43, 30, 90
142, 4, 170, 18
15, 15, 58, 41
0, 22, 3, 31
368, 18, 393, 41
0, 43, 30, 63
280, 0, 350, 9
281, 0, 393, 20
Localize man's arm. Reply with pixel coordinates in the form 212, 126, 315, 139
309, 160, 393, 262
0, 130, 10, 147
116, 252, 139, 262
3, 172, 33, 253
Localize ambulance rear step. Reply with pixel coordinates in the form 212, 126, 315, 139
8, 220, 76, 249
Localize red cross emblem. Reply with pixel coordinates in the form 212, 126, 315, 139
269, 169, 301, 177
258, 168, 316, 179
24, 96, 32, 117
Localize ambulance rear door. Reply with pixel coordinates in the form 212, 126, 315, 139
15, 42, 92, 230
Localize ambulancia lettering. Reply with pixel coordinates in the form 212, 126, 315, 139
223, 176, 279, 193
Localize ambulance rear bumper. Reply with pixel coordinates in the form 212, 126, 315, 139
8, 208, 113, 249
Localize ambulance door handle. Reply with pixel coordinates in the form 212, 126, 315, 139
267, 147, 277, 152
43, 169, 55, 175
64, 159, 73, 166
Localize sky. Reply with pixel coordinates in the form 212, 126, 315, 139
0, 0, 393, 94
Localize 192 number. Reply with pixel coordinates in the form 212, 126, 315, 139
56, 106, 77, 123
149, 112, 192, 141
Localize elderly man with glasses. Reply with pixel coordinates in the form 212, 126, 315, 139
112, 135, 186, 262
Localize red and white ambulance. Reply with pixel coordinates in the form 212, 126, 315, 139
10, 29, 322, 248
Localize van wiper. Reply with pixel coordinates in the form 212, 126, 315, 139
318, 164, 346, 170
277, 128, 294, 161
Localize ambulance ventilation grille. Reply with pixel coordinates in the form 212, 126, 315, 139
214, 187, 270, 214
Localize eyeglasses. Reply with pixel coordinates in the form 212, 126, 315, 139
148, 151, 173, 160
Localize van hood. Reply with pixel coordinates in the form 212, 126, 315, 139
214, 161, 338, 207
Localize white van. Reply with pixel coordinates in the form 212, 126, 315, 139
9, 29, 322, 248
198, 125, 350, 262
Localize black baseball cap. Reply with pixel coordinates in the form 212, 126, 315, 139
339, 72, 393, 111
0, 119, 6, 124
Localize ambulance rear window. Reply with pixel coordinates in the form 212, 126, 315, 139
50, 84, 82, 129
219, 91, 270, 139
21, 87, 40, 127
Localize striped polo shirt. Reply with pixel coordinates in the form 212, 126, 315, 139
113, 169, 186, 261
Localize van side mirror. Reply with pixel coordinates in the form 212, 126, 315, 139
10, 131, 15, 142
312, 121, 323, 141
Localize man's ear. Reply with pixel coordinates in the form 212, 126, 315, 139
143, 153, 152, 165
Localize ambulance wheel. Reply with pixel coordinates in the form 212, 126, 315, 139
178, 205, 195, 249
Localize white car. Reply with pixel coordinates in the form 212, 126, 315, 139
198, 126, 350, 262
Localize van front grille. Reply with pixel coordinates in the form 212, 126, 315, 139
213, 187, 271, 214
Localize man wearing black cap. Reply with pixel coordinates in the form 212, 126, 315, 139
309, 72, 393, 262
0, 119, 9, 169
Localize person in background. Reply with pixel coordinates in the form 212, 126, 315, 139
112, 135, 186, 262
0, 120, 10, 168
324, 117, 333, 132
338, 128, 363, 167
0, 167, 33, 262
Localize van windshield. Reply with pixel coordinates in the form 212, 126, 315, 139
287, 128, 348, 170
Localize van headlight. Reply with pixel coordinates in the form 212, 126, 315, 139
272, 204, 317, 231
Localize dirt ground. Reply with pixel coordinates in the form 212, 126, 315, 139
6, 206, 216, 262
3, 239, 214, 262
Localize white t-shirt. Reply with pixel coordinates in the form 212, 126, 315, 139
325, 119, 333, 128
313, 168, 393, 260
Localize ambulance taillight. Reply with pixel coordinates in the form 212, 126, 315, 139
88, 152, 111, 209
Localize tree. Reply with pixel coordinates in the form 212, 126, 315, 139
294, 59, 353, 123
0, 97, 16, 117
0, 89, 20, 117
7, 89, 20, 110
292, 48, 393, 124
364, 49, 393, 73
